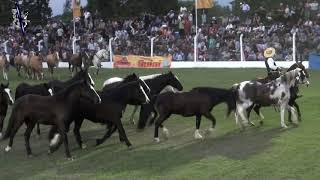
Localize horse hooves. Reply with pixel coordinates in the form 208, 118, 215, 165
128, 145, 133, 150
81, 144, 87, 149
67, 157, 74, 161
28, 154, 33, 158
96, 139, 103, 146
36, 134, 41, 139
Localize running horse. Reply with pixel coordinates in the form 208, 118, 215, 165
0, 52, 9, 80
14, 51, 30, 78
46, 50, 60, 78
250, 62, 310, 124
92, 49, 108, 75
29, 52, 44, 80
2, 80, 101, 159
233, 67, 309, 130
70, 51, 91, 76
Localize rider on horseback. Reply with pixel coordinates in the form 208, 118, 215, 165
264, 47, 282, 78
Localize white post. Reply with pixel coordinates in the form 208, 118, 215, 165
240, 34, 245, 62
38, 40, 43, 52
194, 34, 198, 62
72, 36, 80, 54
4, 40, 8, 54
195, 0, 198, 35
293, 32, 296, 62
109, 37, 118, 62
151, 36, 158, 57
73, 18, 76, 37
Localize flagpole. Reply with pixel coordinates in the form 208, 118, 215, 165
194, 0, 198, 62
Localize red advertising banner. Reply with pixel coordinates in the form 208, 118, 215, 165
113, 55, 172, 68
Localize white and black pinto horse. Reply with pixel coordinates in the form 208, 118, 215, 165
102, 72, 184, 128
234, 68, 309, 129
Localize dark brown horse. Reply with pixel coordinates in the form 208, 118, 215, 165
48, 80, 150, 152
15, 82, 55, 137
70, 51, 91, 76
0, 83, 14, 138
2, 80, 101, 159
153, 87, 236, 142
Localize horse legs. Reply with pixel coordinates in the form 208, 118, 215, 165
138, 104, 153, 129
73, 118, 86, 149
194, 115, 203, 139
203, 112, 217, 133
148, 107, 158, 126
288, 101, 301, 123
115, 120, 132, 148
253, 105, 265, 125
96, 124, 117, 146
58, 127, 72, 159
36, 123, 41, 137
129, 105, 139, 125
0, 115, 4, 138
16, 65, 21, 77
5, 119, 24, 152
2, 68, 8, 80
48, 126, 63, 154
280, 104, 288, 129
154, 112, 171, 142
24, 122, 36, 157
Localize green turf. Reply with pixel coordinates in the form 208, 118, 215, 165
0, 68, 319, 180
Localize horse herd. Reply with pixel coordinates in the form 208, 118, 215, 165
0, 62, 310, 160
0, 49, 109, 81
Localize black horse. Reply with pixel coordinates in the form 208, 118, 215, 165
153, 87, 236, 142
249, 62, 310, 123
2, 80, 101, 159
48, 68, 95, 92
131, 72, 183, 129
48, 80, 150, 152
0, 83, 14, 138
15, 82, 55, 136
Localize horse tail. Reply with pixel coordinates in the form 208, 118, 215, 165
2, 108, 17, 140
226, 84, 239, 117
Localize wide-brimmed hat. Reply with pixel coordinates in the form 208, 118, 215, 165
264, 47, 276, 58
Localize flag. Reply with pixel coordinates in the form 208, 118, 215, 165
197, 0, 214, 9
73, 0, 81, 18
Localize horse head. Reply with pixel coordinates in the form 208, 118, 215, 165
167, 71, 183, 91
295, 68, 310, 87
78, 79, 101, 104
288, 62, 310, 86
75, 68, 95, 86
0, 82, 14, 105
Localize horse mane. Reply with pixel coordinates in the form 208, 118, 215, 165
100, 81, 139, 100
279, 69, 299, 85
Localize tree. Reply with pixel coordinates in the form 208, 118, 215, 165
21, 0, 52, 25
63, 0, 72, 14
87, 0, 179, 18
0, 0, 14, 25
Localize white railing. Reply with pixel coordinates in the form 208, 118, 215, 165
72, 36, 80, 54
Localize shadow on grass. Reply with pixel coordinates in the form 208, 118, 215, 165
54, 127, 283, 177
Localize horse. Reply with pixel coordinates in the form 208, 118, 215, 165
92, 49, 108, 75
48, 80, 150, 152
0, 83, 14, 138
102, 72, 183, 128
29, 52, 44, 80
153, 87, 236, 142
0, 53, 9, 80
46, 50, 60, 78
249, 62, 310, 123
70, 51, 90, 76
14, 51, 30, 78
15, 82, 55, 137
2, 80, 101, 159
234, 68, 309, 130
48, 68, 95, 93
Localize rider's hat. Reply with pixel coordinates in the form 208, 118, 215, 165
264, 47, 276, 58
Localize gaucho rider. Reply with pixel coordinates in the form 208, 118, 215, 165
264, 47, 282, 77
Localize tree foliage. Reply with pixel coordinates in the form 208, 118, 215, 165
21, 0, 52, 25
87, 0, 179, 18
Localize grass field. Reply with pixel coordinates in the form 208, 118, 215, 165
0, 68, 319, 180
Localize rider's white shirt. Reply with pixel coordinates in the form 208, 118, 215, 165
267, 58, 278, 71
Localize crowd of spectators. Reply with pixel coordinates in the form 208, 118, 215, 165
1, 0, 320, 62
